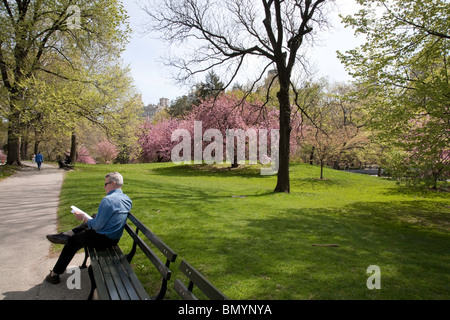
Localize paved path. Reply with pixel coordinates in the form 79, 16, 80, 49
0, 162, 90, 300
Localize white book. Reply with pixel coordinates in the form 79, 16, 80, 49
71, 205, 93, 220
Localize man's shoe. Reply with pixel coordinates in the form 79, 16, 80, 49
45, 271, 60, 284
46, 233, 70, 245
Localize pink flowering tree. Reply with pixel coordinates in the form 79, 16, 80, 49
0, 149, 7, 164
387, 117, 449, 189
183, 95, 271, 166
138, 94, 285, 168
95, 140, 119, 164
137, 118, 182, 163
77, 146, 96, 164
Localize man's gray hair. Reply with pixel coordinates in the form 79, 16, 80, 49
105, 172, 123, 188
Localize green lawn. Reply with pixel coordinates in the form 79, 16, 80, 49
56, 162, 450, 300
0, 165, 17, 181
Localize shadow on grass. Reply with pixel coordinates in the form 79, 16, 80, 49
381, 184, 450, 200
151, 163, 273, 178
290, 176, 354, 190
164, 200, 450, 300
63, 164, 450, 299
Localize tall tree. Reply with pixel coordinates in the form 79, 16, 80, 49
142, 0, 332, 193
195, 70, 225, 101
169, 71, 225, 118
17, 53, 137, 164
300, 81, 370, 179
0, 0, 129, 165
338, 0, 449, 188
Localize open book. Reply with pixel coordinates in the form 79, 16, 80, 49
71, 205, 93, 220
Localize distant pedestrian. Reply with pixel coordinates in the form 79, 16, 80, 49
35, 152, 43, 170
32, 154, 36, 163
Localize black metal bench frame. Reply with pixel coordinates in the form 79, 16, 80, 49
82, 213, 177, 300
174, 260, 228, 300
58, 161, 75, 170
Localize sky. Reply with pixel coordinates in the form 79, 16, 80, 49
121, 0, 364, 106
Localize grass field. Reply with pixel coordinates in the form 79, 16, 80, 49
56, 162, 450, 300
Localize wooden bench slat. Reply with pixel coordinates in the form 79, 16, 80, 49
125, 224, 171, 279
174, 279, 197, 300
86, 213, 177, 300
103, 249, 131, 300
111, 246, 151, 300
176, 260, 228, 300
97, 251, 121, 300
87, 248, 110, 300
108, 247, 141, 300
128, 213, 177, 262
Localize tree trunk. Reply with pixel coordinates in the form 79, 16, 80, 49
70, 132, 77, 163
309, 146, 315, 165
320, 162, 324, 180
34, 127, 41, 156
34, 140, 40, 156
20, 140, 28, 162
274, 81, 291, 193
6, 109, 22, 166
6, 128, 21, 166
231, 153, 239, 168
431, 173, 438, 190
20, 124, 30, 161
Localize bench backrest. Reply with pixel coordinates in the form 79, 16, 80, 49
174, 260, 228, 300
124, 212, 177, 300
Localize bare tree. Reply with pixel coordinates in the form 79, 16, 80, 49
142, 0, 333, 193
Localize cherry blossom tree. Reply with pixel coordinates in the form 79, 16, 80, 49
77, 146, 96, 164
0, 149, 6, 164
95, 140, 119, 164
138, 94, 284, 167
138, 119, 182, 163
143, 0, 333, 192
386, 117, 449, 189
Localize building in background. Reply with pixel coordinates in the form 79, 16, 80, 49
142, 98, 170, 119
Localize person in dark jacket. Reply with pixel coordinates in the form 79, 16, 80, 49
35, 152, 43, 170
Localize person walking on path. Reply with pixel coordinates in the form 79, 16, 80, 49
35, 152, 43, 170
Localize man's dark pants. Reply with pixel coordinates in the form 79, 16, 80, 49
52, 223, 118, 275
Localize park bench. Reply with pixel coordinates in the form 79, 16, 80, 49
83, 213, 177, 300
58, 161, 75, 170
174, 260, 228, 300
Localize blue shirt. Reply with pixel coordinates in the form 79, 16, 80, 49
87, 189, 132, 240
35, 153, 43, 162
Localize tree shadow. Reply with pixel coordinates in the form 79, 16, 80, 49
151, 163, 273, 179
181, 200, 450, 299
2, 267, 91, 300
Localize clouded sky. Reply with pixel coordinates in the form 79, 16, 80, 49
121, 0, 364, 106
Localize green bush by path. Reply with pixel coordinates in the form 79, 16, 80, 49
57, 162, 450, 300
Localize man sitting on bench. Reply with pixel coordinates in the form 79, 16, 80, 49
45, 172, 132, 284
58, 154, 72, 169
